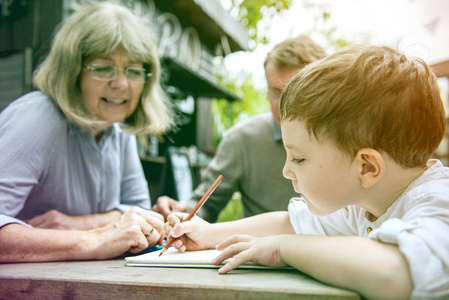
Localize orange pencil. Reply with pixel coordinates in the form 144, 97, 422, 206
159, 174, 224, 257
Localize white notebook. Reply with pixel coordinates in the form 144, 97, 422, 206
125, 247, 277, 269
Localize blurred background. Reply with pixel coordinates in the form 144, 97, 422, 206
1, 0, 448, 221
216, 0, 449, 220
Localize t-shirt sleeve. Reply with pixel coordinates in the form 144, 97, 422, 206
0, 215, 30, 228
368, 187, 449, 299
369, 217, 449, 299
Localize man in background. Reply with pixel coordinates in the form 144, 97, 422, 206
154, 35, 327, 222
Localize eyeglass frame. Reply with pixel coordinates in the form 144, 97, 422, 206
83, 63, 152, 83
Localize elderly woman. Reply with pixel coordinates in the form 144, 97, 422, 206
0, 2, 173, 262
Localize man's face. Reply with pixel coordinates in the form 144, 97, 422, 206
264, 61, 301, 126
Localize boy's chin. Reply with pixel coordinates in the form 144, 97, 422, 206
304, 199, 336, 217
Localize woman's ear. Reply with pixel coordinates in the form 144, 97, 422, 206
355, 148, 385, 188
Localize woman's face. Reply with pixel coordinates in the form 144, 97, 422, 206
80, 46, 145, 126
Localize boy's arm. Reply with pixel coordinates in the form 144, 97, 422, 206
216, 234, 411, 300
166, 211, 295, 250
213, 211, 295, 239
281, 235, 412, 300
169, 212, 412, 299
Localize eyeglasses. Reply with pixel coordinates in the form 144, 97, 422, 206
84, 64, 152, 83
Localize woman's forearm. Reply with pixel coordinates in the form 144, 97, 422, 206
0, 207, 165, 263
0, 223, 99, 262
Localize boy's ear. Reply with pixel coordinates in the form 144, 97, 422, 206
355, 148, 385, 188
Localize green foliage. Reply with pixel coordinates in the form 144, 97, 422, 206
216, 193, 243, 222
232, 0, 292, 47
212, 1, 359, 147
210, 0, 362, 222
212, 73, 270, 148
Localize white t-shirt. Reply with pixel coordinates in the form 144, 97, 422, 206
288, 159, 449, 299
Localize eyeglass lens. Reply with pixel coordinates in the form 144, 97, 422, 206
86, 64, 148, 83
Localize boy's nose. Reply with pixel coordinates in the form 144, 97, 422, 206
282, 163, 295, 181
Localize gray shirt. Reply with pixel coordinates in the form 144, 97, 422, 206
190, 112, 297, 222
0, 91, 150, 227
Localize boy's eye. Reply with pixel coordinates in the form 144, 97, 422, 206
291, 158, 305, 165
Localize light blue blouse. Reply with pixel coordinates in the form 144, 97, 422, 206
0, 91, 150, 228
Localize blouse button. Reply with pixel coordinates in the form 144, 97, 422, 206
367, 227, 373, 234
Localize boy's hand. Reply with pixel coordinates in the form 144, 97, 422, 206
212, 234, 288, 274
165, 213, 215, 252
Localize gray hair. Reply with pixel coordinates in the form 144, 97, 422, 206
33, 2, 174, 136
264, 35, 327, 71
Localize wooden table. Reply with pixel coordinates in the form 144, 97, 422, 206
0, 259, 360, 299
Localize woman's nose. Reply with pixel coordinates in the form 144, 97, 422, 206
109, 69, 129, 89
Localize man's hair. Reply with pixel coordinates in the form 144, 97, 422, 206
33, 2, 173, 136
280, 45, 446, 168
264, 35, 327, 71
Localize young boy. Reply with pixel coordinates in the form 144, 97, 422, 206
165, 45, 449, 300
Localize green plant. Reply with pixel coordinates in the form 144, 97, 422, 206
216, 193, 243, 222
213, 74, 270, 148
232, 0, 292, 48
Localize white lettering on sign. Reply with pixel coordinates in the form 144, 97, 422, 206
179, 27, 201, 71
156, 13, 182, 59
155, 12, 202, 72
68, 0, 210, 78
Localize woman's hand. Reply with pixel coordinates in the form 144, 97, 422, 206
93, 207, 165, 259
212, 234, 288, 274
164, 212, 216, 252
